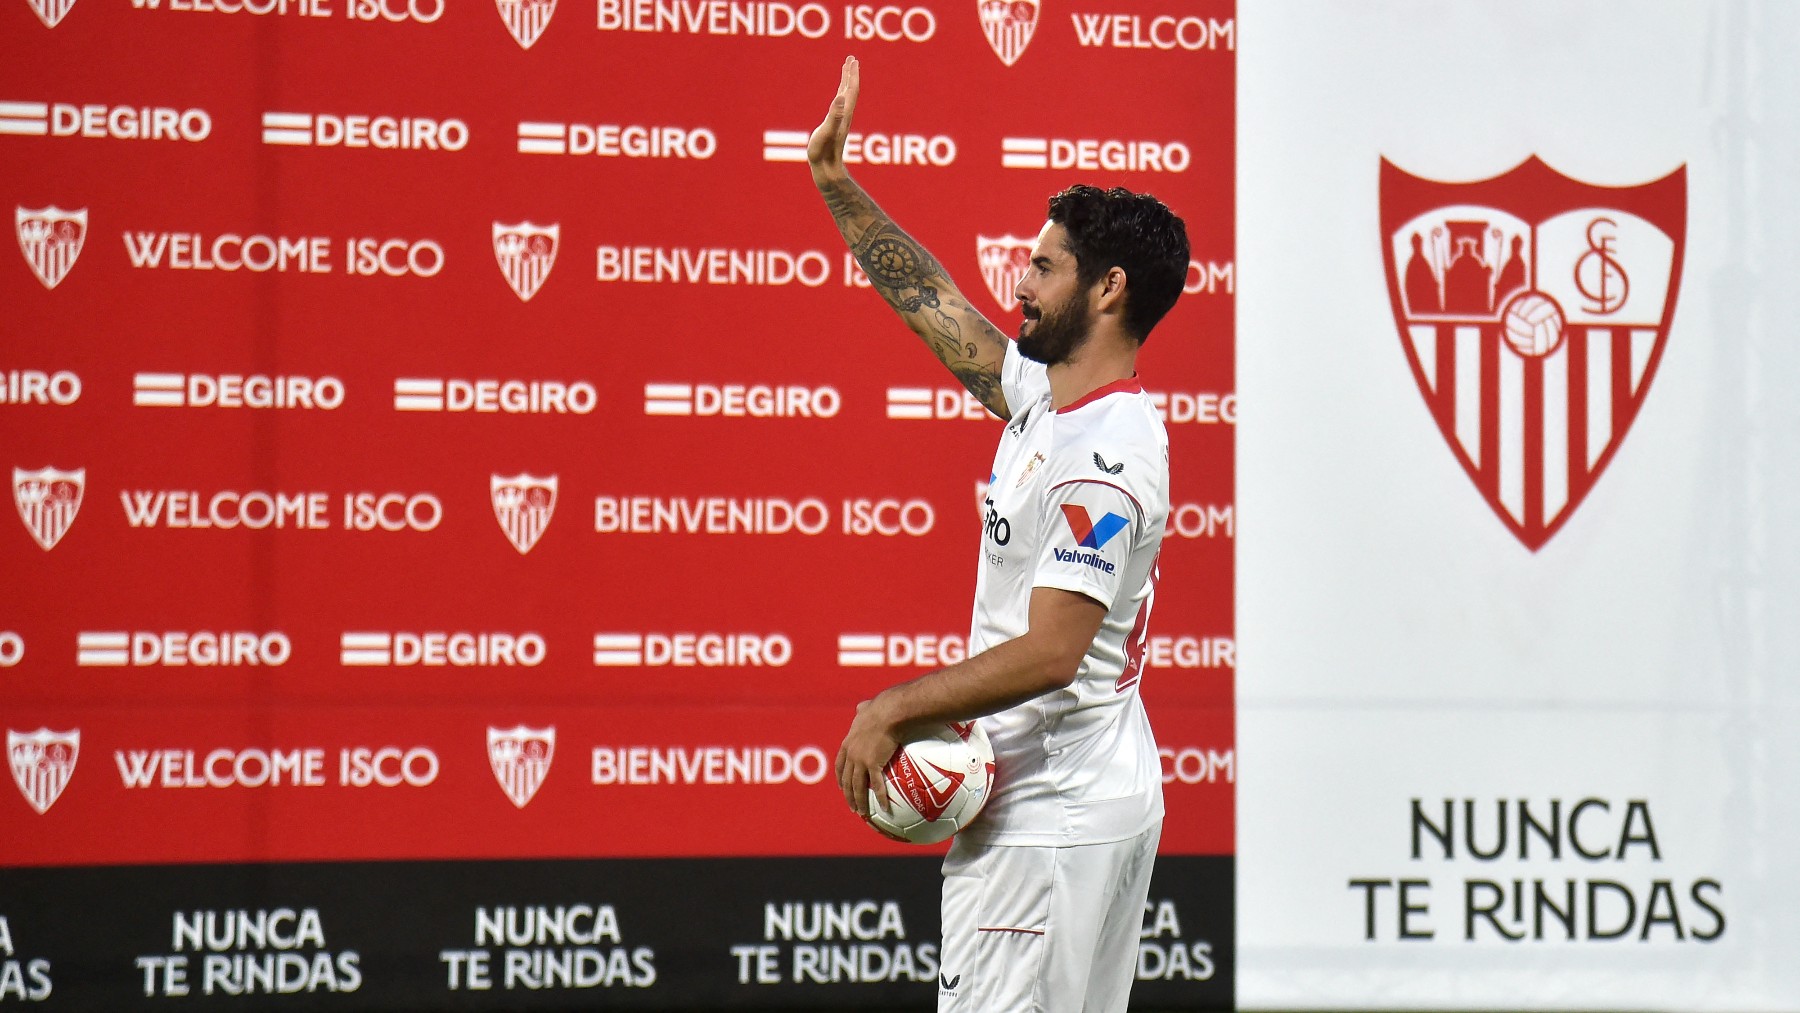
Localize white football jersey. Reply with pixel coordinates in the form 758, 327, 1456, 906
961, 341, 1169, 847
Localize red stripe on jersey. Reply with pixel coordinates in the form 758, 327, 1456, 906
1118, 554, 1160, 694
1047, 478, 1144, 518
1055, 375, 1144, 414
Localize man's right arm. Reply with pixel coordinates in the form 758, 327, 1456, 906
808, 57, 1013, 420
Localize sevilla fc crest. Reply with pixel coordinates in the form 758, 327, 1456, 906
13, 466, 85, 551
977, 234, 1034, 311
488, 725, 554, 808
978, 0, 1039, 66
496, 0, 556, 50
25, 0, 78, 28
16, 206, 87, 290
9, 728, 78, 815
491, 472, 557, 555
1380, 157, 1686, 550
493, 221, 558, 302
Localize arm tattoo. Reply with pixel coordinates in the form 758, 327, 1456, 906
818, 178, 1011, 419
819, 180, 861, 229
954, 364, 1007, 418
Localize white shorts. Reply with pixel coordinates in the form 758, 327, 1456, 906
937, 822, 1162, 1013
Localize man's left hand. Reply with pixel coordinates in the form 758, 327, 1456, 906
836, 697, 898, 819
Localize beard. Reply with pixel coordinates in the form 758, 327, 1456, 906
1015, 294, 1092, 366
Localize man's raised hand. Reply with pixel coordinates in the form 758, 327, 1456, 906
807, 56, 860, 185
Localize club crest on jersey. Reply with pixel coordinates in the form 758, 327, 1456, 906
493, 221, 559, 302
488, 725, 555, 808
496, 0, 557, 49
977, 0, 1039, 67
9, 728, 78, 815
13, 466, 84, 551
16, 206, 87, 290
1381, 157, 1686, 551
977, 234, 1034, 311
491, 472, 557, 555
1015, 451, 1045, 488
25, 0, 77, 28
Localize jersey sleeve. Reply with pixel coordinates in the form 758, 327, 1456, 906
1031, 476, 1144, 611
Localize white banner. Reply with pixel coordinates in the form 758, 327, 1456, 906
1238, 1, 1800, 1009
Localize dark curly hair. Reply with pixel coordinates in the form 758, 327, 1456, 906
1046, 185, 1190, 343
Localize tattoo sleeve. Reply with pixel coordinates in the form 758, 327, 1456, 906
817, 177, 1012, 420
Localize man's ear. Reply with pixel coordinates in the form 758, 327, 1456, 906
1094, 266, 1128, 311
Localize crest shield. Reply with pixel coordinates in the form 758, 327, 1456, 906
977, 0, 1039, 66
491, 473, 557, 555
1380, 157, 1686, 550
9, 728, 79, 814
25, 0, 77, 28
16, 206, 86, 290
493, 221, 559, 302
977, 234, 1034, 311
488, 725, 554, 808
13, 466, 84, 551
495, 0, 556, 49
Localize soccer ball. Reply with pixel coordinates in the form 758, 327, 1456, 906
867, 722, 996, 845
1501, 290, 1567, 358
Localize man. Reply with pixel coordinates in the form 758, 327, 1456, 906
810, 57, 1189, 1013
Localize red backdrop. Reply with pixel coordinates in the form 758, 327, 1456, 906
0, 0, 1232, 875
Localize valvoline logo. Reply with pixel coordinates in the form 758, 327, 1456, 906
1055, 505, 1129, 575
1060, 505, 1129, 549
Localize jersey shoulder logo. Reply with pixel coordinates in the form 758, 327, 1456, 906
1380, 156, 1686, 551
1092, 452, 1124, 475
1060, 504, 1129, 549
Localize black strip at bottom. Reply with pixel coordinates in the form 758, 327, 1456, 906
0, 854, 1232, 1011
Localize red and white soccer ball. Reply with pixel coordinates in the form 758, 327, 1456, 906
868, 722, 996, 845
1501, 291, 1567, 358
